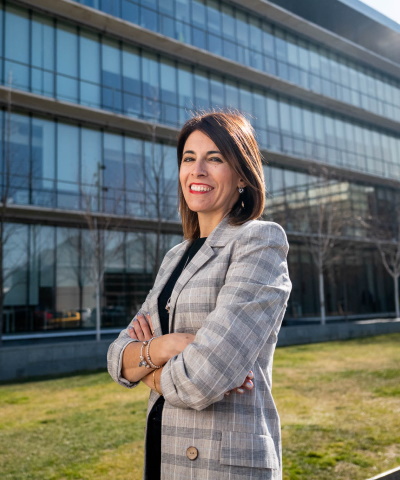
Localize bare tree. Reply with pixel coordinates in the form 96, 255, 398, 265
145, 128, 179, 278
359, 199, 400, 319
79, 176, 126, 341
282, 167, 349, 324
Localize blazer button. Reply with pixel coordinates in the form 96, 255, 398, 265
186, 446, 198, 460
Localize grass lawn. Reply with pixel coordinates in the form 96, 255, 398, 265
0, 333, 399, 480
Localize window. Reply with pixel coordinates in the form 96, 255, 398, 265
56, 24, 79, 102
194, 70, 209, 110
31, 14, 55, 97
57, 123, 79, 209
32, 118, 56, 206
210, 75, 224, 107
81, 128, 102, 210
160, 59, 178, 105
221, 4, 235, 41
8, 113, 31, 204
207, 0, 221, 35
102, 39, 122, 112
125, 137, 145, 216
121, 0, 139, 23
122, 45, 141, 116
142, 52, 160, 119
5, 6, 30, 90
80, 32, 101, 108
104, 133, 124, 212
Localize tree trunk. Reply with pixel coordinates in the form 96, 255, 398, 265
95, 280, 101, 342
394, 275, 400, 319
319, 270, 326, 325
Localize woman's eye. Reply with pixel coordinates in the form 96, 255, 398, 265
182, 157, 195, 162
209, 157, 223, 163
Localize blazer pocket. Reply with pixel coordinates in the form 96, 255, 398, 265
220, 431, 279, 470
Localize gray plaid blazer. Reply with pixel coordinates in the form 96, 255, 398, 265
108, 218, 291, 480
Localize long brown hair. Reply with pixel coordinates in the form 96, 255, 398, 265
177, 111, 265, 239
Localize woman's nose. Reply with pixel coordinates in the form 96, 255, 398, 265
191, 159, 206, 176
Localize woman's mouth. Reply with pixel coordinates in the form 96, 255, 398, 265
189, 183, 213, 193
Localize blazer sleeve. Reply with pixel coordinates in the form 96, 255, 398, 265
160, 222, 292, 411
107, 239, 187, 388
106, 297, 149, 389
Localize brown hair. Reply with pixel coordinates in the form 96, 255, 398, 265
177, 111, 265, 239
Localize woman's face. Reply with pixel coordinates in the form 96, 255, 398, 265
179, 130, 245, 231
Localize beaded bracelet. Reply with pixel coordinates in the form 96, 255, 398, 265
146, 337, 162, 369
138, 340, 151, 368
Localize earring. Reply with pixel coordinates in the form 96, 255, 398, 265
238, 187, 244, 194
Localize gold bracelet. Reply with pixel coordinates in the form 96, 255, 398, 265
152, 370, 163, 396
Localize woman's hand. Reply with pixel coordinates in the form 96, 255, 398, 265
126, 313, 252, 396
225, 371, 254, 396
127, 312, 195, 365
127, 312, 154, 341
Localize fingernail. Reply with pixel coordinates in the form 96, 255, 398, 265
237, 388, 244, 394
146, 312, 151, 316
224, 392, 230, 396
247, 371, 254, 379
128, 326, 133, 330
245, 381, 253, 389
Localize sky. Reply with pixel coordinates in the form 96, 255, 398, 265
359, 0, 400, 25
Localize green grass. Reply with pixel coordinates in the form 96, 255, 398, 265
0, 333, 399, 480
274, 333, 400, 480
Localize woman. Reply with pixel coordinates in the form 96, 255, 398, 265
108, 111, 292, 480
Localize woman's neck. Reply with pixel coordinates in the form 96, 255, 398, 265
198, 212, 228, 237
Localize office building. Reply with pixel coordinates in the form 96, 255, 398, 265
0, 0, 399, 339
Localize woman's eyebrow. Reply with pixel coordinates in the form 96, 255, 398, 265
182, 150, 221, 155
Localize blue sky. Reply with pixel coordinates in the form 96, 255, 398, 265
360, 0, 400, 25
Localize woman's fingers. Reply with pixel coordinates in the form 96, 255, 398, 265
127, 325, 138, 339
147, 314, 155, 335
226, 371, 255, 395
137, 313, 153, 340
128, 312, 154, 341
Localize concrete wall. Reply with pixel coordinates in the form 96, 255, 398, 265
0, 339, 110, 382
277, 320, 400, 347
1, 320, 400, 382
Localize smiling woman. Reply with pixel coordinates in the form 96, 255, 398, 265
177, 112, 266, 239
108, 111, 292, 480
179, 130, 245, 237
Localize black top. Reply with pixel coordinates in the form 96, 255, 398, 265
157, 237, 207, 335
145, 237, 207, 480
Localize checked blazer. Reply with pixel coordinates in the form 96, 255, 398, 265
108, 218, 292, 480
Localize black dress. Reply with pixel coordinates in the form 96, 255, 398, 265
145, 237, 207, 480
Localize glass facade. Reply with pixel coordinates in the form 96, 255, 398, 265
75, 0, 400, 122
3, 221, 181, 333
1, 0, 399, 336
0, 111, 178, 217
1, 4, 400, 183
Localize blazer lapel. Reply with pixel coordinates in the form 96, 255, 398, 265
167, 217, 241, 331
148, 240, 189, 336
